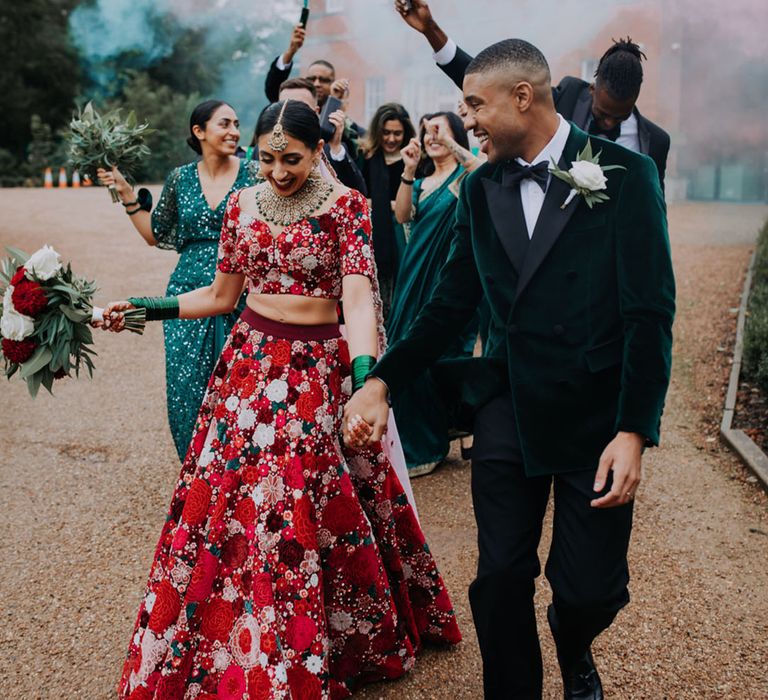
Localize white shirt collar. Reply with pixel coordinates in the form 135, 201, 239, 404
516, 114, 571, 168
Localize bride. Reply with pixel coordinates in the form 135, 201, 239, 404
101, 99, 460, 699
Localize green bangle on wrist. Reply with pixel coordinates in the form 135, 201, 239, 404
127, 296, 180, 321
351, 355, 377, 392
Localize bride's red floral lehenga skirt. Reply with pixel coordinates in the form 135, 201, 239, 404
118, 307, 461, 700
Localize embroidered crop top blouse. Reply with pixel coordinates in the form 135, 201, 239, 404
217, 187, 375, 299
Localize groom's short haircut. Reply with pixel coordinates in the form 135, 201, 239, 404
466, 39, 551, 92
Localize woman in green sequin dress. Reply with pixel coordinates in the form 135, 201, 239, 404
98, 101, 260, 460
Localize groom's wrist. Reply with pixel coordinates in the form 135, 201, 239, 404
364, 375, 391, 406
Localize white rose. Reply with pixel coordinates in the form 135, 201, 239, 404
25, 245, 62, 280
237, 407, 256, 430
265, 379, 288, 403
254, 423, 275, 448
1, 306, 35, 340
568, 160, 607, 191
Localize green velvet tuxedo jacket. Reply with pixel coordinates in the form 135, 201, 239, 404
373, 124, 676, 477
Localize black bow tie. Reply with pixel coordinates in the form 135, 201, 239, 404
588, 118, 620, 142
504, 160, 549, 192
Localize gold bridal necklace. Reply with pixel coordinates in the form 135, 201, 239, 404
255, 177, 334, 227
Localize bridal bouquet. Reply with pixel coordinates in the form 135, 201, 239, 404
0, 246, 145, 397
68, 102, 154, 202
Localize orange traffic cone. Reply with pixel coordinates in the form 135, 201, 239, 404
58, 167, 68, 188
83, 174, 93, 187
72, 171, 81, 188
43, 167, 53, 189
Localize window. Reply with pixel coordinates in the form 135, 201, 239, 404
365, 77, 386, 124
325, 0, 344, 12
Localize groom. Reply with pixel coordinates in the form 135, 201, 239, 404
344, 39, 675, 699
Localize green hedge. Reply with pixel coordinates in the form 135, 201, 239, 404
743, 220, 768, 394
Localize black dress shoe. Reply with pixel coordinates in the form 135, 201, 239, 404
547, 605, 604, 700
560, 648, 603, 700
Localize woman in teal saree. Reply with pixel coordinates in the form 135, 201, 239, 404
389, 112, 483, 476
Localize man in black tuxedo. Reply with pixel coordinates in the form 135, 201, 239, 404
344, 35, 675, 700
394, 0, 670, 189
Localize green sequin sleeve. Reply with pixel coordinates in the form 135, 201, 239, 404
151, 168, 181, 250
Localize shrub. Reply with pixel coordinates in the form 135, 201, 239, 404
743, 219, 768, 394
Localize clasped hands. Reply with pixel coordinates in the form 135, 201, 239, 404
342, 378, 390, 450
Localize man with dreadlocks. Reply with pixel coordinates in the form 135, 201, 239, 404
394, 0, 671, 189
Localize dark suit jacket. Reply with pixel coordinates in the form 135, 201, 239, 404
441, 46, 670, 189
373, 124, 676, 477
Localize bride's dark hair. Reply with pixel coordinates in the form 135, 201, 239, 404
255, 100, 321, 150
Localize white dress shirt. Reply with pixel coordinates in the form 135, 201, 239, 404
516, 114, 571, 237
433, 38, 459, 66
616, 111, 640, 153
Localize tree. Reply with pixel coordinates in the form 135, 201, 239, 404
0, 0, 81, 160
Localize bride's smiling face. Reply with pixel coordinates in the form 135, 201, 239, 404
257, 132, 324, 197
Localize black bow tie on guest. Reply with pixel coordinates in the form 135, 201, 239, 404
588, 118, 621, 142
504, 160, 550, 192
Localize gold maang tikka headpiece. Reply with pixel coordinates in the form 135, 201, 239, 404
267, 99, 290, 152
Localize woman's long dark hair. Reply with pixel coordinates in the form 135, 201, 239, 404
186, 100, 233, 154
361, 103, 416, 159
419, 111, 469, 176
254, 100, 321, 150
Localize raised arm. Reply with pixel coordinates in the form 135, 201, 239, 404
265, 25, 305, 102
394, 138, 421, 223
394, 0, 474, 90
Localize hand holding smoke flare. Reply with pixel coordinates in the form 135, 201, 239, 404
0, 246, 145, 398
68, 102, 154, 203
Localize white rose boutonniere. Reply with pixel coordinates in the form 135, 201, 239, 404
550, 140, 626, 209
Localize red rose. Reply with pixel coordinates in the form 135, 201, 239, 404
10, 266, 26, 286
278, 538, 305, 568
285, 615, 317, 651
251, 573, 274, 606
11, 278, 48, 317
257, 232, 272, 248
296, 393, 318, 422
201, 598, 234, 642
155, 672, 185, 700
234, 497, 256, 525
229, 359, 253, 387
1, 338, 36, 364
182, 480, 212, 527
322, 495, 360, 536
186, 549, 219, 602
317, 213, 335, 234
348, 193, 365, 213
221, 533, 248, 569
247, 667, 272, 700
293, 497, 317, 549
345, 546, 380, 588
148, 580, 181, 633
287, 665, 322, 700
239, 375, 257, 397
269, 339, 292, 366
217, 664, 246, 700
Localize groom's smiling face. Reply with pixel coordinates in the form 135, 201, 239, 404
462, 70, 530, 164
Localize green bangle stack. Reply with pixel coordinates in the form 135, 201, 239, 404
351, 355, 377, 392
127, 296, 180, 321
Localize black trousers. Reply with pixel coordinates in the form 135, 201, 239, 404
469, 394, 634, 699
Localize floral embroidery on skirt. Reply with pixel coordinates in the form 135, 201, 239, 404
118, 308, 460, 700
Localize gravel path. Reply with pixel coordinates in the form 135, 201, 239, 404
1, 190, 767, 699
